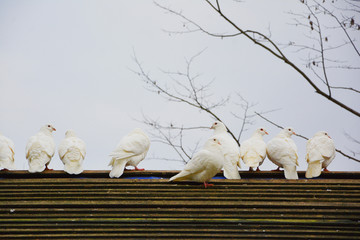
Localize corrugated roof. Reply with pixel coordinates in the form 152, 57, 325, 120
0, 171, 359, 239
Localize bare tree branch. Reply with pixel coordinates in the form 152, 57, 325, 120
315, 0, 360, 56
154, 0, 360, 117
231, 94, 258, 142
344, 131, 360, 145
140, 114, 193, 163
135, 0, 360, 166
305, 3, 332, 96
132, 50, 240, 145
330, 86, 360, 94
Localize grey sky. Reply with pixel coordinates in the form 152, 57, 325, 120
0, 0, 359, 172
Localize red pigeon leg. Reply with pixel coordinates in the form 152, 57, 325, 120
203, 182, 214, 188
45, 164, 53, 171
323, 168, 330, 172
248, 167, 254, 171
256, 167, 261, 171
135, 166, 145, 171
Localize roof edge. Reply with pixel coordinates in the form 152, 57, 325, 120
0, 170, 359, 179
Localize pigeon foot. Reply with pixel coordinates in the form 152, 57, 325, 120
203, 182, 214, 188
45, 166, 53, 171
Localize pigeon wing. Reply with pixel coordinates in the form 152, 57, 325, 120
267, 138, 298, 166
42, 136, 55, 158
170, 150, 210, 181
318, 137, 335, 159
58, 138, 69, 161
0, 136, 15, 168
110, 133, 149, 159
240, 138, 266, 168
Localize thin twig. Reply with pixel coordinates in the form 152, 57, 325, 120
201, 0, 360, 117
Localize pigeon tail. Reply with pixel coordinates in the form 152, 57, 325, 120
63, 148, 83, 175
243, 155, 262, 169
305, 160, 322, 179
169, 170, 193, 182
109, 158, 127, 178
283, 165, 298, 179
0, 159, 16, 170
222, 155, 241, 179
28, 151, 48, 173
64, 162, 83, 175
28, 160, 46, 173
223, 166, 241, 179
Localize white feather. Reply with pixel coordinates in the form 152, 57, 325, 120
170, 138, 224, 183
58, 130, 86, 175
0, 133, 16, 170
240, 128, 268, 170
109, 128, 150, 178
25, 125, 56, 173
266, 127, 299, 179
305, 131, 335, 178
210, 121, 241, 179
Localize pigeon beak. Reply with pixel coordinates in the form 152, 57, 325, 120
292, 131, 296, 135
52, 127, 56, 131
210, 125, 214, 129
217, 141, 221, 145
328, 135, 332, 139
265, 131, 269, 135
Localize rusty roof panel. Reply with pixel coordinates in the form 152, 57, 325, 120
0, 171, 359, 239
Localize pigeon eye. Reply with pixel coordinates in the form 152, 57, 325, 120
215, 122, 218, 125
213, 138, 217, 142
288, 128, 291, 131
47, 125, 50, 128
260, 128, 263, 131
325, 133, 328, 135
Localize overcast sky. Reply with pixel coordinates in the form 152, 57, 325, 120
0, 0, 359, 172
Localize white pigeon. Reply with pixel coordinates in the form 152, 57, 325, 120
305, 131, 335, 179
169, 137, 224, 188
0, 133, 16, 170
240, 128, 268, 171
266, 127, 299, 179
210, 121, 241, 179
25, 124, 56, 173
58, 130, 86, 175
109, 128, 150, 178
